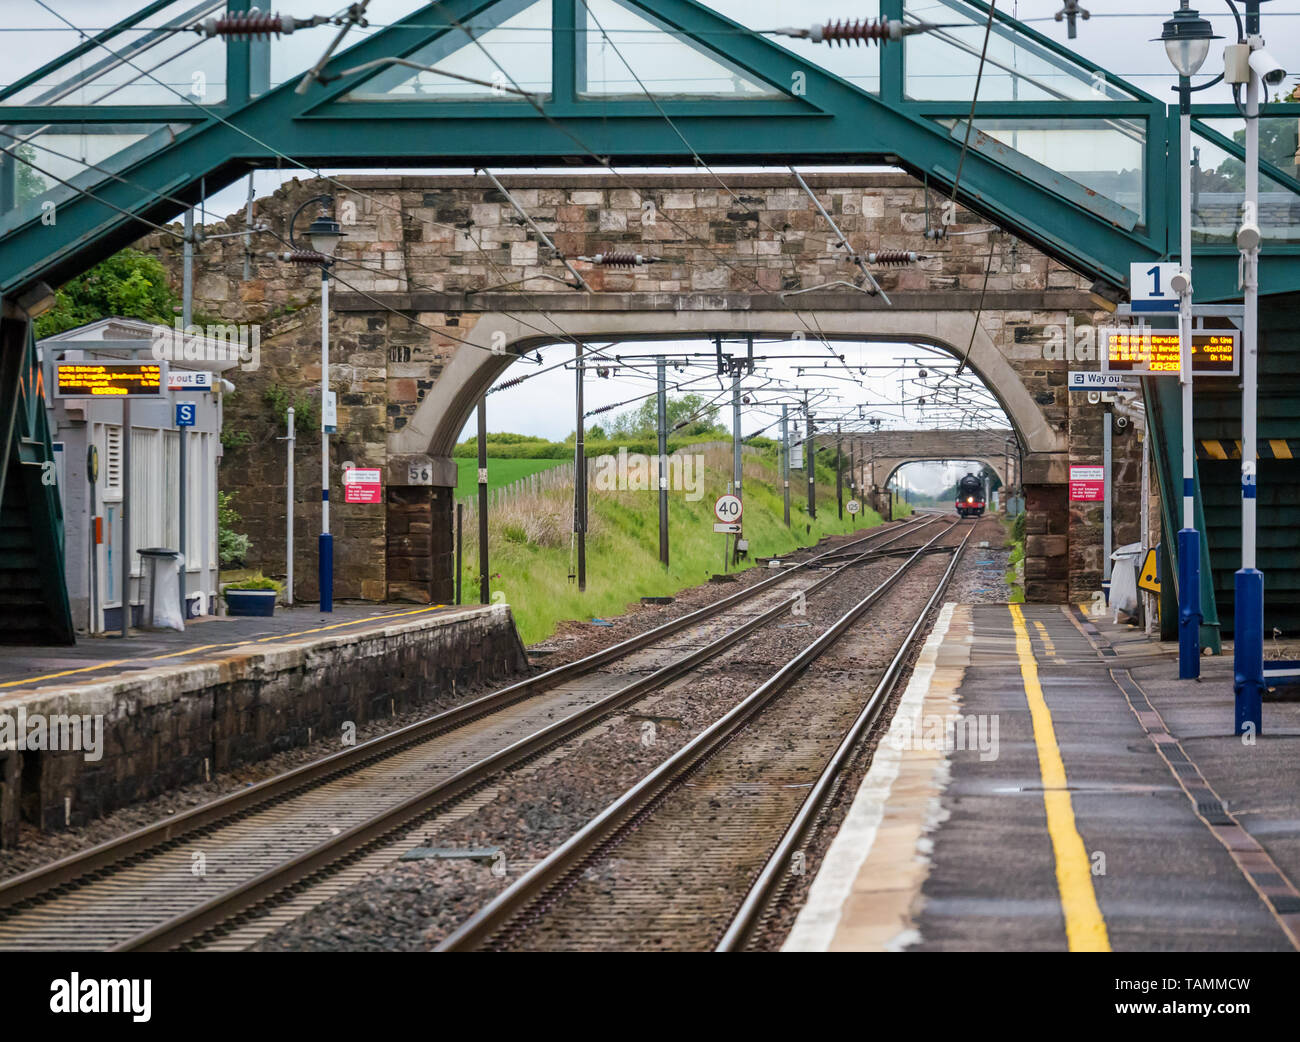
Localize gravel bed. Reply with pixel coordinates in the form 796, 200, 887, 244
945, 515, 1013, 602
0, 524, 891, 882
251, 527, 950, 951
750, 515, 1007, 949
496, 552, 957, 951
527, 522, 906, 668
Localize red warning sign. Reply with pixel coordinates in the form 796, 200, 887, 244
1069, 465, 1104, 502
343, 467, 382, 504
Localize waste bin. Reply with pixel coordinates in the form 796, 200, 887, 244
138, 548, 185, 631
1108, 542, 1144, 620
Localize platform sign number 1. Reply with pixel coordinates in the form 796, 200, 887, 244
1130, 261, 1180, 313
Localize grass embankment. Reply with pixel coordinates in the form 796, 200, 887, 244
1005, 511, 1026, 603
453, 457, 567, 501
459, 445, 885, 644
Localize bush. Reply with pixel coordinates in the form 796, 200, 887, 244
222, 574, 282, 594
218, 490, 251, 567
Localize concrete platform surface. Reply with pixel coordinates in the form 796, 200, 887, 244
786, 603, 1300, 952
0, 603, 463, 692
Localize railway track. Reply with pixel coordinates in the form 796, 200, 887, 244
438, 518, 973, 952
0, 515, 937, 951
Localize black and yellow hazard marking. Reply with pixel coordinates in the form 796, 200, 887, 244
1197, 438, 1297, 461
1137, 548, 1160, 594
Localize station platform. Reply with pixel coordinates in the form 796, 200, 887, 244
0, 602, 527, 845
2, 603, 461, 692
786, 603, 1300, 953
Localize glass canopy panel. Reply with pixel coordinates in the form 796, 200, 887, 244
688, 0, 881, 94
942, 117, 1146, 226
1201, 117, 1300, 183
4, 1, 228, 107
342, 0, 551, 99
582, 0, 780, 97
0, 123, 191, 236
267, 0, 438, 92
903, 0, 1139, 102
1190, 131, 1300, 244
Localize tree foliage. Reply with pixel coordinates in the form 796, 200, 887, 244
607, 392, 723, 438
34, 248, 180, 338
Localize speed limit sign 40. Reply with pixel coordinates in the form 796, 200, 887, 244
714, 494, 743, 523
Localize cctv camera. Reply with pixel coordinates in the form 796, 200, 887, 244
1249, 46, 1287, 87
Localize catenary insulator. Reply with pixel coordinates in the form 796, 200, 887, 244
867, 250, 925, 265
196, 12, 331, 39
271, 249, 332, 264
579, 251, 657, 267
772, 18, 944, 46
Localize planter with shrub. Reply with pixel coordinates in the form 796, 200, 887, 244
222, 575, 283, 617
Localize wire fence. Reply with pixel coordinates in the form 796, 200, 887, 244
459, 440, 760, 519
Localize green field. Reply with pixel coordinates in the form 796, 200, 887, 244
456, 445, 893, 644
453, 457, 568, 502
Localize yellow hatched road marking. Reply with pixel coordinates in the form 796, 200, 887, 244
1270, 439, 1293, 460
1203, 439, 1228, 460
1009, 604, 1111, 953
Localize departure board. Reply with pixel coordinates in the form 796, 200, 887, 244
54, 362, 167, 399
1100, 328, 1238, 377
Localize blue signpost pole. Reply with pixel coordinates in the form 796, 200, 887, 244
1233, 1, 1265, 734
1176, 99, 1200, 680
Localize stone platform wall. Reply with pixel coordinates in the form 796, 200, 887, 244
0, 606, 527, 847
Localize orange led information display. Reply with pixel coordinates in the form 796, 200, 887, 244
54, 362, 166, 399
1100, 327, 1238, 377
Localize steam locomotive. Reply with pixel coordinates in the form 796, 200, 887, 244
955, 473, 985, 518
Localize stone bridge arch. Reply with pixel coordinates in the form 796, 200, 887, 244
152, 172, 1120, 606
388, 307, 1061, 461
880, 456, 1009, 490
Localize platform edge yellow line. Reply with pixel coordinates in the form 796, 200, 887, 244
1009, 604, 1110, 953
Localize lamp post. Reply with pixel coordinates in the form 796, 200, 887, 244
1158, 3, 1218, 679
288, 195, 343, 611
1230, 1, 1279, 736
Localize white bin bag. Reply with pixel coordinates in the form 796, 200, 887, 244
139, 548, 185, 632
1109, 542, 1144, 620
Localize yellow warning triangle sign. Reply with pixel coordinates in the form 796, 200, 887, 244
1138, 548, 1160, 594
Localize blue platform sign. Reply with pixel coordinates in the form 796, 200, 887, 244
175, 401, 197, 428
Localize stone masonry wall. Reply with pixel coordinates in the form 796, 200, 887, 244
0, 605, 527, 847
136, 172, 1131, 604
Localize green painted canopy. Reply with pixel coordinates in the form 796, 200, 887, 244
2, 0, 1299, 301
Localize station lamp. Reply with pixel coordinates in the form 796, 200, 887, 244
305, 211, 344, 260
1158, 3, 1218, 79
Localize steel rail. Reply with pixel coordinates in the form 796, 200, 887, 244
0, 515, 927, 917
716, 523, 975, 951
437, 519, 963, 951
112, 518, 939, 951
